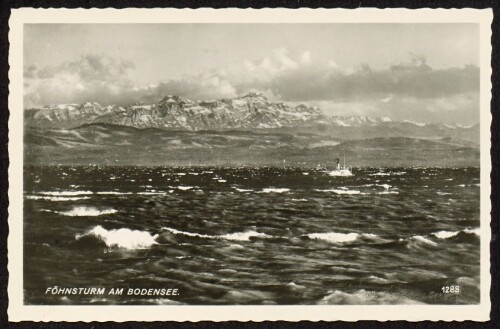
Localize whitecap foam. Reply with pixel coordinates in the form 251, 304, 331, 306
162, 227, 271, 241
218, 179, 227, 183
364, 184, 392, 189
220, 231, 270, 241
377, 191, 399, 195
319, 289, 422, 305
232, 187, 253, 192
302, 172, 310, 175
137, 191, 168, 195
291, 198, 308, 202
76, 225, 158, 249
40, 191, 94, 196
162, 227, 218, 239
96, 191, 133, 195
370, 172, 391, 176
57, 206, 118, 217
432, 230, 459, 239
463, 228, 480, 236
411, 235, 438, 246
431, 228, 480, 239
26, 195, 91, 201
261, 188, 290, 193
177, 186, 194, 191
315, 189, 362, 195
307, 232, 359, 243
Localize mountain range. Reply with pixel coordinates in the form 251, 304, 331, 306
24, 93, 480, 167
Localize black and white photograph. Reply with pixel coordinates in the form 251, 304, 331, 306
7, 8, 492, 322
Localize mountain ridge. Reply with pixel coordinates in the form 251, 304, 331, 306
25, 92, 476, 132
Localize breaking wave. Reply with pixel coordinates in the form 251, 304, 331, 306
232, 187, 253, 192
137, 191, 168, 195
319, 289, 423, 305
177, 186, 195, 191
261, 188, 290, 193
40, 190, 94, 196
76, 225, 158, 250
409, 235, 438, 246
433, 228, 480, 239
306, 232, 378, 244
315, 189, 363, 195
161, 227, 271, 241
26, 195, 91, 201
57, 206, 118, 217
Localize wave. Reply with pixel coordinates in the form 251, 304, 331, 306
390, 171, 407, 175
177, 186, 195, 191
76, 225, 158, 250
433, 228, 480, 239
261, 188, 290, 193
432, 230, 459, 239
232, 187, 253, 192
319, 289, 423, 305
26, 195, 91, 201
364, 184, 391, 189
410, 235, 438, 246
40, 191, 94, 196
161, 227, 271, 241
96, 191, 133, 195
57, 206, 118, 217
305, 232, 377, 243
137, 191, 168, 195
463, 228, 480, 236
315, 189, 363, 195
377, 191, 399, 195
221, 231, 270, 241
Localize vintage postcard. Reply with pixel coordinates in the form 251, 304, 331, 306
8, 8, 492, 322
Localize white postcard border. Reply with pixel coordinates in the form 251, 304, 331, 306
8, 7, 493, 322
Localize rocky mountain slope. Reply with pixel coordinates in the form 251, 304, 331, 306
24, 93, 480, 166
25, 93, 329, 130
26, 92, 472, 132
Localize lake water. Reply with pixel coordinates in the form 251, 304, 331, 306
24, 166, 480, 305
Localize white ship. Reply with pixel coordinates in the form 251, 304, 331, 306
328, 155, 353, 177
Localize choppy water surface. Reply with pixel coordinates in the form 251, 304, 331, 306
24, 166, 480, 305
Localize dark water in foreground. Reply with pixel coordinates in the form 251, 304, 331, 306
24, 166, 480, 305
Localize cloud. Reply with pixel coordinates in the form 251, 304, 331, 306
302, 92, 479, 125
24, 54, 137, 107
24, 54, 238, 108
135, 70, 237, 103
235, 51, 479, 102
24, 49, 479, 124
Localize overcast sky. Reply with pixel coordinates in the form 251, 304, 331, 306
24, 24, 479, 124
